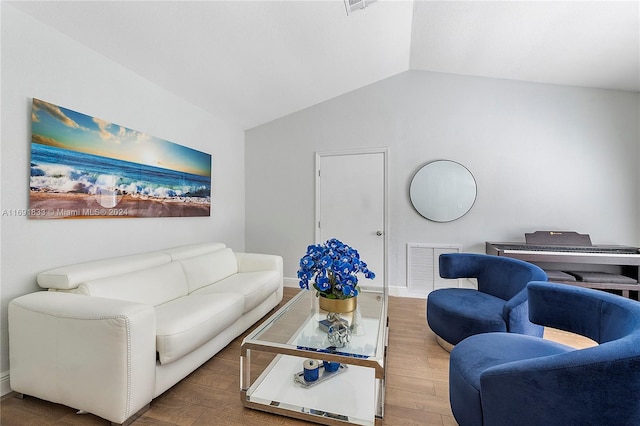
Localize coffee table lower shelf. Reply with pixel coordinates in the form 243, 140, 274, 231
242, 353, 383, 425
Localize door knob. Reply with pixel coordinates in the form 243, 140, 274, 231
376, 231, 383, 236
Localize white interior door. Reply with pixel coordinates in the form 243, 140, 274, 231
316, 149, 387, 289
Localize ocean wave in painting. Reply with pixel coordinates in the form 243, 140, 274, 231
30, 143, 210, 204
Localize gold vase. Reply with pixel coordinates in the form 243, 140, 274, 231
318, 295, 357, 313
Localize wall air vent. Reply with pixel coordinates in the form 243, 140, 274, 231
407, 243, 461, 294
344, 0, 377, 15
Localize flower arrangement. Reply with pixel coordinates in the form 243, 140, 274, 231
298, 238, 375, 300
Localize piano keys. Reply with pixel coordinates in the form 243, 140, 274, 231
486, 231, 640, 300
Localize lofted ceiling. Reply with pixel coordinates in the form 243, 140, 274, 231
7, 0, 640, 130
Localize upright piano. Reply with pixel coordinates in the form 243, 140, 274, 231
487, 231, 640, 300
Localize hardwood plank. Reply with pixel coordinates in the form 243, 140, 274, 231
544, 327, 597, 349
0, 287, 591, 425
383, 405, 447, 425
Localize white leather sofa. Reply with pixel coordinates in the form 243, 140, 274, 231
8, 242, 283, 425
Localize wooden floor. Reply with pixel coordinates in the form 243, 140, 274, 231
0, 288, 594, 426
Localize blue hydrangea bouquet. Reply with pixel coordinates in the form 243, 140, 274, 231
298, 238, 375, 300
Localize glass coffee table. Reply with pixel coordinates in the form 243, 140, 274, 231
241, 289, 388, 425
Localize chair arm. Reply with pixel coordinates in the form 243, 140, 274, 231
503, 287, 529, 315
528, 281, 640, 342
439, 253, 482, 279
502, 287, 543, 337
9, 291, 156, 424
480, 345, 640, 425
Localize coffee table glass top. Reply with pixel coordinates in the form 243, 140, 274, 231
244, 289, 386, 360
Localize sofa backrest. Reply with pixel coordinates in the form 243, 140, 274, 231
37, 242, 227, 291
161, 242, 227, 260
75, 262, 189, 306
179, 248, 239, 293
37, 252, 172, 290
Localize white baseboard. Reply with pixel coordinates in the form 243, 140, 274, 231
388, 286, 427, 299
388, 279, 477, 298
1, 370, 11, 396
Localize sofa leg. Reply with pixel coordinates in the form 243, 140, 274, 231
110, 403, 150, 426
435, 335, 455, 352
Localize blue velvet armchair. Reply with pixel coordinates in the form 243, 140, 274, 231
449, 281, 640, 426
426, 253, 548, 349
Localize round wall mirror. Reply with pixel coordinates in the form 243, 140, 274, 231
409, 160, 477, 222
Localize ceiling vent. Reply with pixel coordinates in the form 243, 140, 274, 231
344, 0, 377, 15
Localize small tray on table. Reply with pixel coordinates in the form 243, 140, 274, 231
293, 363, 348, 388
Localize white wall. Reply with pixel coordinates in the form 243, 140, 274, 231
0, 5, 246, 394
245, 70, 640, 294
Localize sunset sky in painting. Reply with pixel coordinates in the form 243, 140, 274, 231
31, 98, 212, 177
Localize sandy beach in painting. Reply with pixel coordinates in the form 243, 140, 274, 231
29, 191, 210, 219
29, 99, 212, 220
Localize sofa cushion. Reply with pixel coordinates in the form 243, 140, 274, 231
154, 293, 244, 364
76, 262, 188, 306
179, 248, 239, 293
191, 271, 280, 313
37, 252, 171, 290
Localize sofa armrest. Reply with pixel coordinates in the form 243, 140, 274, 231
9, 291, 156, 424
234, 252, 283, 275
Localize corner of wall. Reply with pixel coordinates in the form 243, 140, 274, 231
1, 371, 11, 396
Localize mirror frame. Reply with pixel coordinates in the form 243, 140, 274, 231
409, 160, 477, 222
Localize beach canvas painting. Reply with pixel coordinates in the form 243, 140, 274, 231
29, 98, 212, 219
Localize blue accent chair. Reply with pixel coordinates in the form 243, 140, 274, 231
449, 281, 640, 426
426, 253, 548, 349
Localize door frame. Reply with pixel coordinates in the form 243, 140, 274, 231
314, 147, 389, 289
